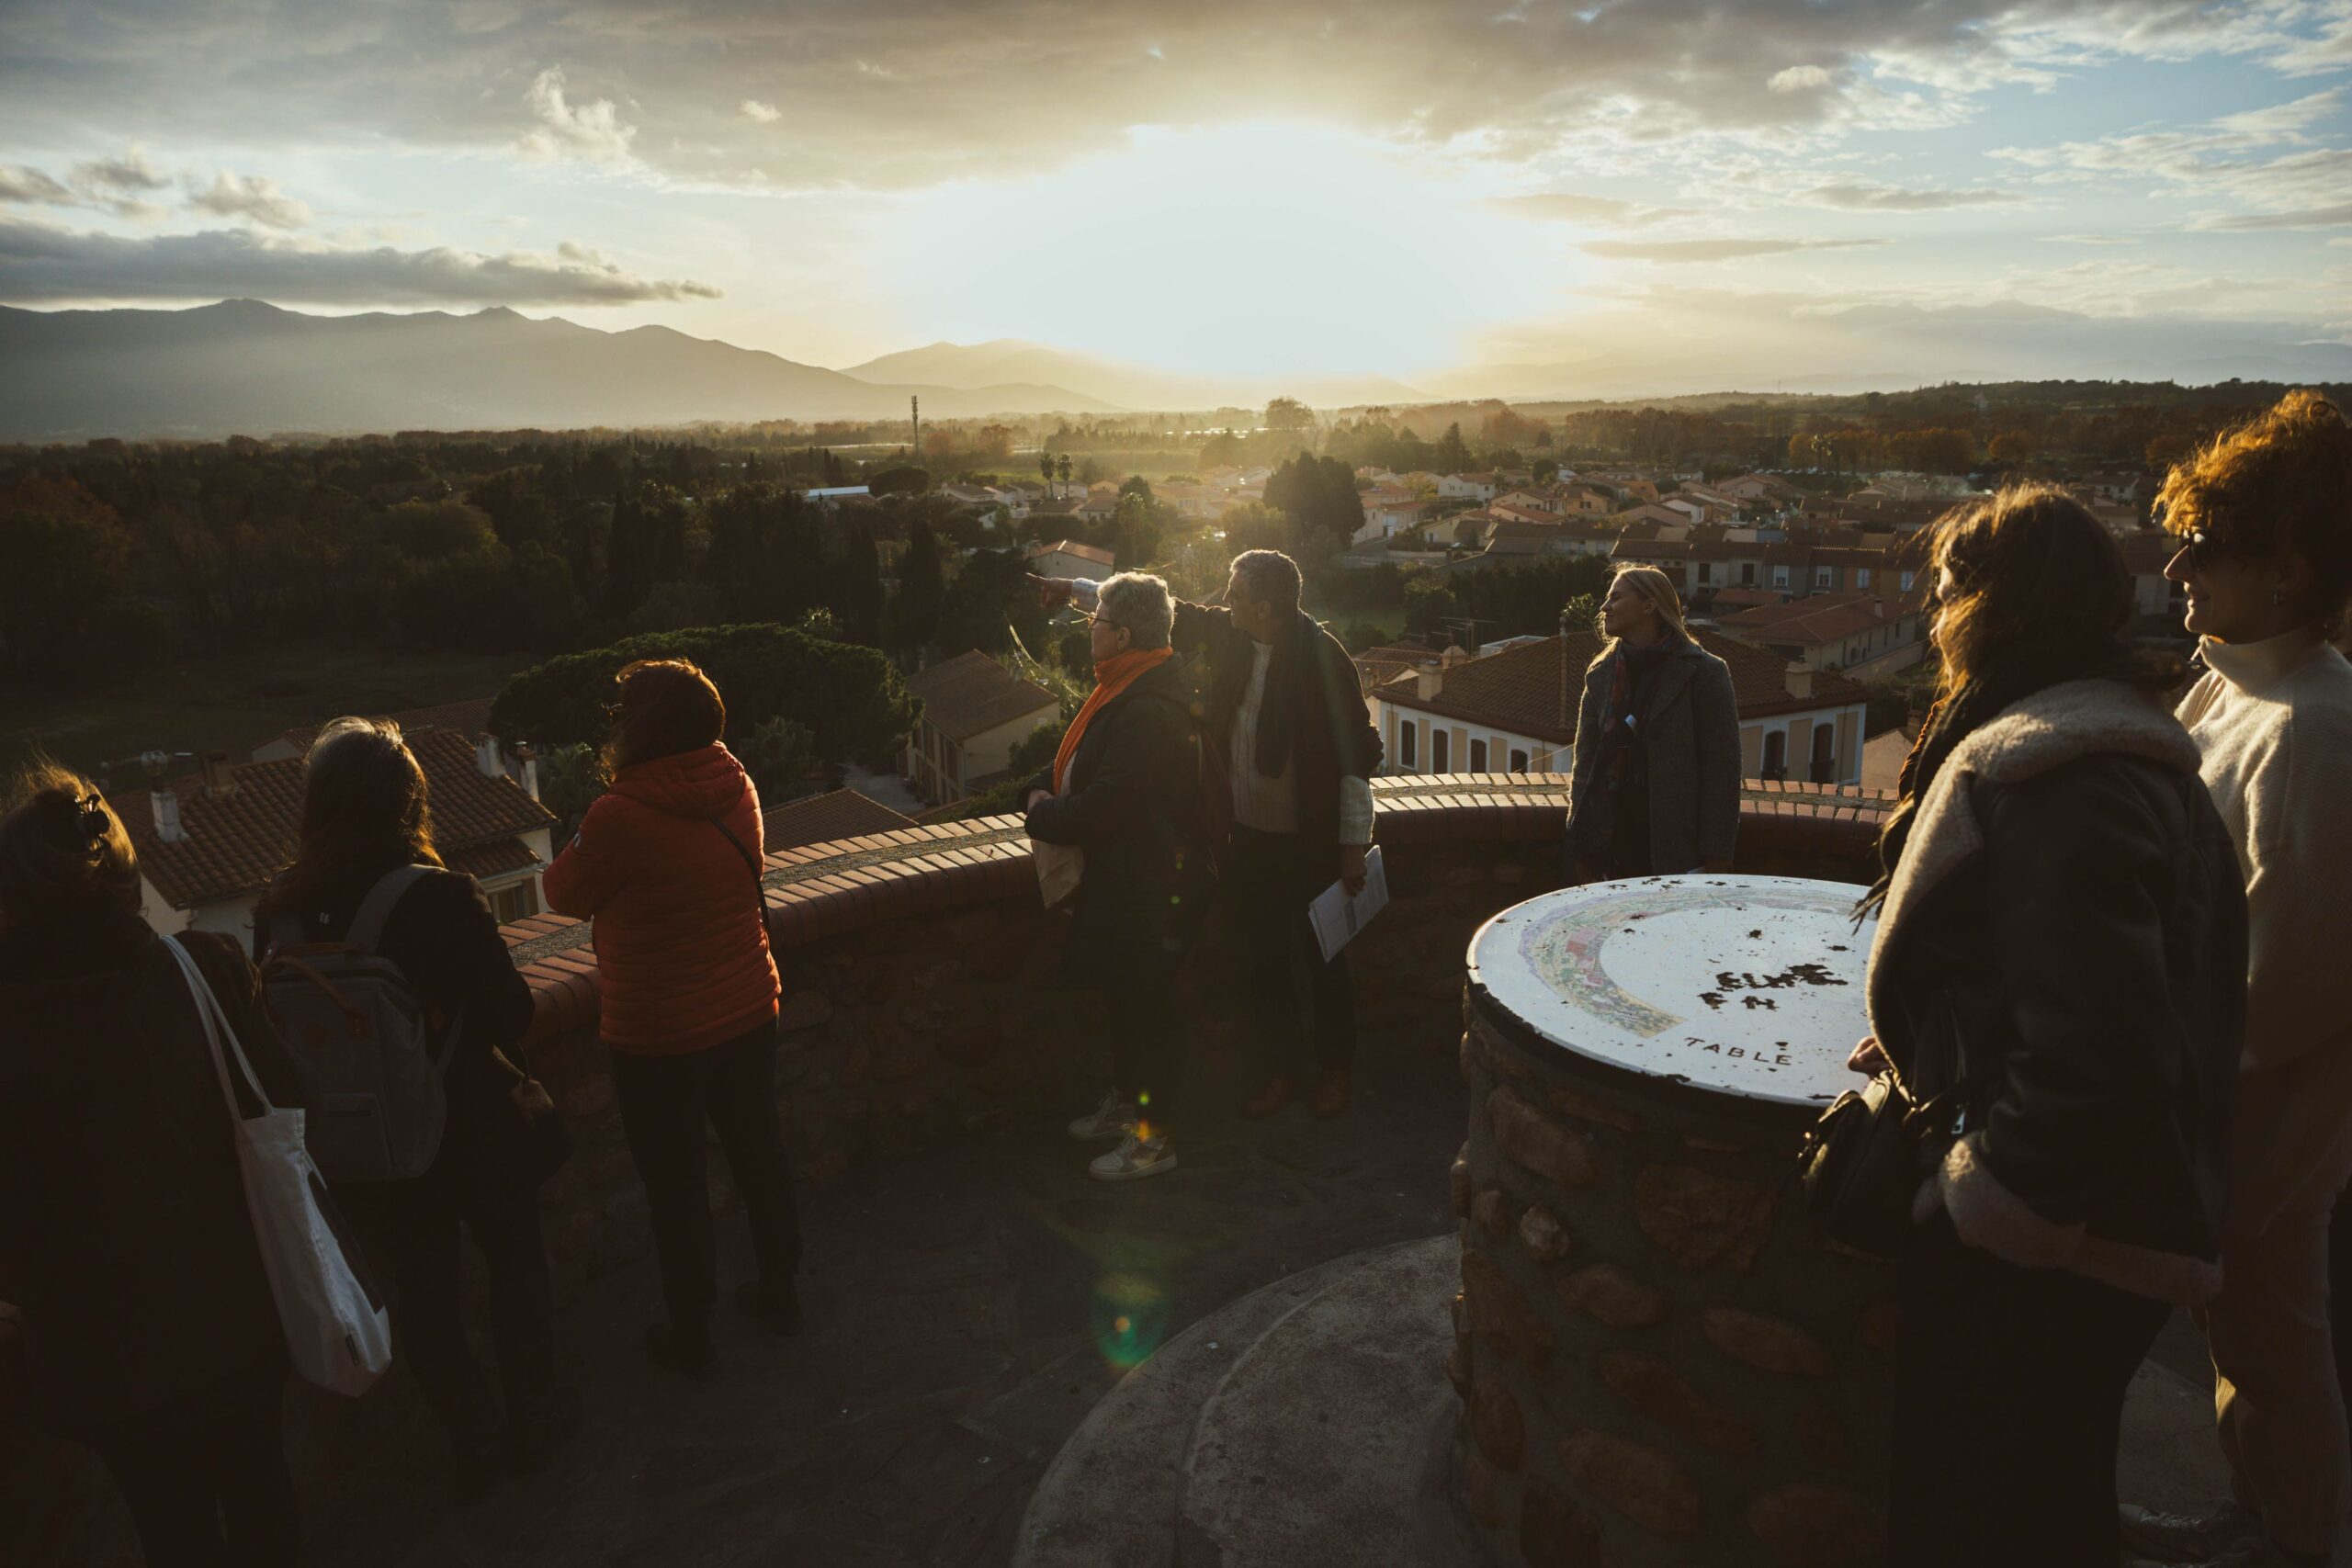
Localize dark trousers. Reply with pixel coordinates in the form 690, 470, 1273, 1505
87, 1365, 297, 1568
609, 1019, 802, 1336
1889, 1213, 2169, 1567
1106, 966, 1183, 1133
335, 1122, 558, 1447
1225, 825, 1355, 1076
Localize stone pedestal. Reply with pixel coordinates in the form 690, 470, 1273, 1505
1447, 875, 1894, 1566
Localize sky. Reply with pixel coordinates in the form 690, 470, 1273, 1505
1, 0, 2348, 395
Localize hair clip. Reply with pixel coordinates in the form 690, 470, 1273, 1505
74, 792, 108, 849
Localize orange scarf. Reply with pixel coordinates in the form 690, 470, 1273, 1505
1052, 647, 1174, 792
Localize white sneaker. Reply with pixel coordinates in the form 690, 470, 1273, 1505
1068, 1090, 1138, 1142
1088, 1130, 1176, 1182
2118, 1502, 2260, 1564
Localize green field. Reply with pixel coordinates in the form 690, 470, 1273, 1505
1, 646, 531, 777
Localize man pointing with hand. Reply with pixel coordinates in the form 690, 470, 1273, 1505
1032, 548, 1382, 1121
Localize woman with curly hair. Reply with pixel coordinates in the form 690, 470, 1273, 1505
2120, 390, 2352, 1568
1851, 486, 2245, 1567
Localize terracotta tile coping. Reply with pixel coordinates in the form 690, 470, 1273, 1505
503, 776, 1888, 1045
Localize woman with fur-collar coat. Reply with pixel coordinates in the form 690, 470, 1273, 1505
1855, 489, 2246, 1568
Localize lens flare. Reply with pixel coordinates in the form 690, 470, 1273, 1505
1091, 1272, 1170, 1371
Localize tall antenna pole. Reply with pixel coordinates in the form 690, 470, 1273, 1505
910, 394, 921, 460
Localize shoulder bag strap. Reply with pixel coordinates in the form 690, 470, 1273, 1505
346, 864, 435, 953
708, 816, 766, 919
165, 934, 275, 1120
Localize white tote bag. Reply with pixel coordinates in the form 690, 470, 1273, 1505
167, 936, 392, 1397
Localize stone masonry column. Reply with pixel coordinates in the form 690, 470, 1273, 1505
1445, 874, 1894, 1566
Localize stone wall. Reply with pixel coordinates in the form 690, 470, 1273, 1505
2, 774, 1890, 1566
1445, 869, 1894, 1565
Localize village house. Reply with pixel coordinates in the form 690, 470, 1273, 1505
1714, 592, 1929, 680
1436, 472, 1499, 502
1357, 492, 1436, 544
1714, 472, 1801, 505
1024, 538, 1116, 581
119, 727, 559, 937
1368, 627, 1871, 785
901, 651, 1059, 808
1546, 482, 1614, 516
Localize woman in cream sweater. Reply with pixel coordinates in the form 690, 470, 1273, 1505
2122, 389, 2352, 1568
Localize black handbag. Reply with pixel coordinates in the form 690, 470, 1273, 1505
1796, 1066, 1938, 1258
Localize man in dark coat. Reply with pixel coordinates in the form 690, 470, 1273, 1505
1035, 549, 1383, 1122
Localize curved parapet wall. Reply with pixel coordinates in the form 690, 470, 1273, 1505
500, 775, 1892, 1047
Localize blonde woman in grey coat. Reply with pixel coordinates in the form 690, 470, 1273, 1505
1563, 565, 1741, 882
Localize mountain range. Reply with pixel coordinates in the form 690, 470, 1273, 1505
3, 299, 2346, 443
0, 301, 1116, 442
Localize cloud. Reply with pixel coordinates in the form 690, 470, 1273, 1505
741, 98, 781, 123
0, 218, 719, 306
0, 165, 75, 206
1770, 65, 1835, 93
1487, 192, 1693, 227
2191, 200, 2352, 231
2045, 232, 2141, 244
516, 66, 638, 164
14, 0, 2343, 194
1794, 180, 2019, 210
1582, 237, 1888, 263
187, 171, 311, 231
73, 149, 167, 194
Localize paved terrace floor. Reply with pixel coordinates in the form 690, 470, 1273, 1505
303, 1010, 1470, 1567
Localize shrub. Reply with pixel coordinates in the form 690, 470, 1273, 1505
490, 623, 916, 767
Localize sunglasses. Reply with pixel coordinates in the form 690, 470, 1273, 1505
2177, 530, 2245, 573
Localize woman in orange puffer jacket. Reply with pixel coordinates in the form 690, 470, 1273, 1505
543, 659, 797, 1373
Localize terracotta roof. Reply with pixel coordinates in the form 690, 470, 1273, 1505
906, 651, 1058, 742
1374, 627, 1869, 743
1352, 643, 1431, 693
119, 727, 556, 912
1718, 593, 1920, 647
1027, 538, 1114, 565
445, 838, 544, 881
762, 788, 917, 852
260, 696, 495, 761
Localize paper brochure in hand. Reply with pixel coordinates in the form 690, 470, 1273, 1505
1308, 845, 1389, 964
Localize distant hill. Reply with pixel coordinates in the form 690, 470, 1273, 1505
1432, 304, 2352, 403
839, 337, 1430, 412
0, 301, 1117, 442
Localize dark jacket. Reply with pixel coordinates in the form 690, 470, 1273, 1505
1565, 633, 1741, 874
543, 744, 780, 1054
256, 858, 535, 1101
1168, 598, 1383, 874
0, 913, 304, 1431
1866, 679, 2247, 1304
1025, 659, 1212, 984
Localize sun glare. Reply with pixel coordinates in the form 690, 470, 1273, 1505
893, 124, 1558, 379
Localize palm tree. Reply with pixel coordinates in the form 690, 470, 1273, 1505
1057, 454, 1072, 497
1039, 449, 1057, 498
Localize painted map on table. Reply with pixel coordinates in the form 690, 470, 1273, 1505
1469, 875, 1876, 1107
